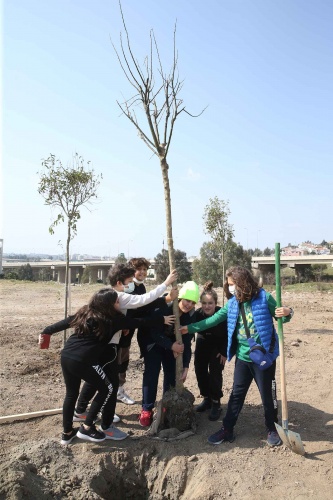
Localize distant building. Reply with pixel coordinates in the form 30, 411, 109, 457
281, 246, 304, 256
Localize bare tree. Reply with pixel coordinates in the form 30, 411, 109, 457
113, 2, 205, 392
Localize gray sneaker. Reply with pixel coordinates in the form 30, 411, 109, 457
98, 424, 128, 440
267, 431, 282, 447
73, 410, 100, 423
117, 387, 135, 405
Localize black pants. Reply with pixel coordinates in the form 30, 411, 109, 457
142, 344, 176, 411
194, 336, 224, 402
76, 345, 119, 429
223, 358, 277, 432
118, 329, 136, 386
61, 356, 113, 433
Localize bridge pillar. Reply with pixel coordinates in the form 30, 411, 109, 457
99, 268, 109, 284
294, 264, 312, 282
89, 267, 99, 284
57, 268, 66, 283
253, 264, 276, 286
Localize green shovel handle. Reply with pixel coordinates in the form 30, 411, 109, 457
275, 242, 288, 424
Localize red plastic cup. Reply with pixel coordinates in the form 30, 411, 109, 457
39, 334, 51, 349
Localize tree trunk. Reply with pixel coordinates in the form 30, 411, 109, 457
64, 222, 71, 344
221, 247, 225, 306
160, 158, 183, 393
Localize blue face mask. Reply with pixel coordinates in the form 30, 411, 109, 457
228, 285, 236, 295
123, 282, 135, 294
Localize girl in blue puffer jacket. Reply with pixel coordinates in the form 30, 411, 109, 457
180, 266, 293, 448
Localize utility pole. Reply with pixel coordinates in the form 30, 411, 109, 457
0, 239, 3, 274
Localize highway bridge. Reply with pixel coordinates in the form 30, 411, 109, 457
251, 254, 333, 279
2, 254, 332, 283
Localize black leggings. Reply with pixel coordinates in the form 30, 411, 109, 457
76, 345, 119, 429
61, 355, 113, 433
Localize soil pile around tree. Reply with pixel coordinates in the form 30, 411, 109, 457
0, 281, 332, 499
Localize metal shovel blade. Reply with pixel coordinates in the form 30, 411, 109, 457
275, 422, 306, 456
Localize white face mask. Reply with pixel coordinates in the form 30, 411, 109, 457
133, 277, 144, 285
123, 282, 135, 294
228, 285, 236, 295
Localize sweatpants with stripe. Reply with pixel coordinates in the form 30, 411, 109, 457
61, 355, 113, 433
75, 345, 119, 429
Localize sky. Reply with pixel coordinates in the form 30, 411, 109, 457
2, 0, 333, 259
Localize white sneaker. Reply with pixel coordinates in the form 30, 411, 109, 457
117, 387, 135, 405
98, 424, 128, 440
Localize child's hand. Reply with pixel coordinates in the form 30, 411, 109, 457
164, 315, 176, 325
165, 288, 179, 303
180, 367, 189, 382
164, 270, 178, 286
180, 326, 188, 335
216, 353, 227, 366
169, 287, 179, 301
275, 307, 292, 317
172, 341, 184, 355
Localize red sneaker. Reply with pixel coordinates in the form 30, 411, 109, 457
139, 409, 153, 427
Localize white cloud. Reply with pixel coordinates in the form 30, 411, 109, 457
186, 168, 201, 181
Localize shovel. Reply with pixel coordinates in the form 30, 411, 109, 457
274, 242, 305, 455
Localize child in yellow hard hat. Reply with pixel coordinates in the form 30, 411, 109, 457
138, 281, 200, 427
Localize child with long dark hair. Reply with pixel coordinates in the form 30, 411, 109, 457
39, 288, 174, 445
181, 267, 293, 447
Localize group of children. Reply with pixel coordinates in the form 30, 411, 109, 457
39, 260, 293, 448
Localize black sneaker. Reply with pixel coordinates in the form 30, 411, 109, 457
208, 402, 222, 421
77, 424, 106, 443
60, 428, 78, 445
208, 426, 235, 445
267, 431, 282, 447
196, 398, 212, 412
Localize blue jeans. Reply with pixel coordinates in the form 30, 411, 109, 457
223, 357, 277, 432
142, 344, 176, 411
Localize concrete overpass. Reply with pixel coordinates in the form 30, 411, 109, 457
251, 254, 333, 280
2, 255, 332, 283
2, 260, 117, 283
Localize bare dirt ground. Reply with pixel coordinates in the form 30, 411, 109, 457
0, 280, 332, 499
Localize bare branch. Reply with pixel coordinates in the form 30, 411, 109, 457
117, 101, 156, 149
110, 36, 141, 91
114, 5, 206, 161
151, 100, 159, 144
118, 0, 147, 88
183, 106, 209, 118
